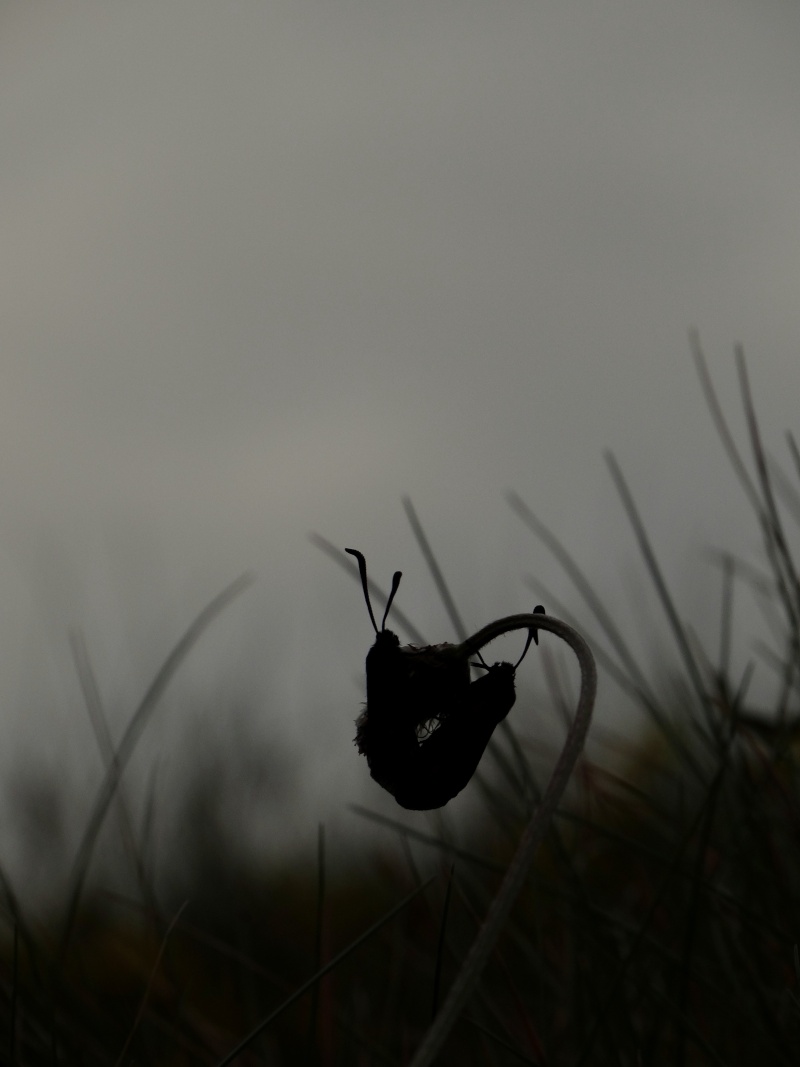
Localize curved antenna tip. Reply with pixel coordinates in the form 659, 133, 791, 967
513, 605, 546, 669
532, 604, 545, 646
381, 570, 403, 631
345, 547, 379, 633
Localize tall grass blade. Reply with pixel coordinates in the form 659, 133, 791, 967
691, 332, 760, 510
214, 878, 435, 1067
307, 823, 326, 1063
69, 630, 159, 922
58, 573, 254, 960
113, 900, 189, 1067
605, 451, 710, 721
508, 490, 652, 701
574, 761, 728, 1066
349, 804, 505, 873
787, 432, 800, 484
524, 563, 704, 779
402, 497, 468, 642
431, 863, 455, 1020
736, 350, 800, 630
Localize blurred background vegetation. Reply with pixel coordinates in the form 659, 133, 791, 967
2, 351, 800, 1065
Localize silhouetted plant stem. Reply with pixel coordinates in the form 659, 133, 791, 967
409, 612, 596, 1067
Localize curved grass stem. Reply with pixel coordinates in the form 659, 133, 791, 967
408, 613, 597, 1067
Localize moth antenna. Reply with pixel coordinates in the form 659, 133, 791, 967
513, 605, 546, 669
345, 548, 380, 634
381, 570, 403, 631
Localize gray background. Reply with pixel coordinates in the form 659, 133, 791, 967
1, 1, 799, 884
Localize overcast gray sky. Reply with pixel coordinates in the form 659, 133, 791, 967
2, 0, 800, 877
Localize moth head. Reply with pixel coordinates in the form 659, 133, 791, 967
346, 546, 469, 729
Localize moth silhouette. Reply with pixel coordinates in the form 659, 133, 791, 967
346, 547, 543, 810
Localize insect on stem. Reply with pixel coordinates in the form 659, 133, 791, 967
338, 540, 596, 1067
347, 549, 557, 813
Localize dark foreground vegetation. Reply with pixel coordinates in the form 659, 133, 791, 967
2, 345, 800, 1065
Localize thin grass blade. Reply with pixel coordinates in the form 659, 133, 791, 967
58, 572, 254, 959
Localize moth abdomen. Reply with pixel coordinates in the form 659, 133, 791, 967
469, 660, 517, 724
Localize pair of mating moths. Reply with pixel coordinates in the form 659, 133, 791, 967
347, 549, 544, 811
